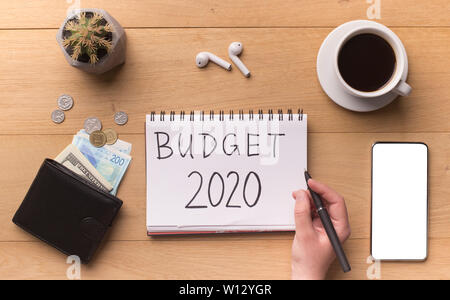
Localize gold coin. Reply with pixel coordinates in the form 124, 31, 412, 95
89, 130, 107, 148
104, 128, 118, 145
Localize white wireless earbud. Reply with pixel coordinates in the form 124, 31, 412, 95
196, 52, 232, 71
228, 42, 250, 78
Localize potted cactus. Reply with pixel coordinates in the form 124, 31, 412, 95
57, 9, 126, 74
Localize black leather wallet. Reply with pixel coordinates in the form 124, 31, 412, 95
12, 159, 123, 263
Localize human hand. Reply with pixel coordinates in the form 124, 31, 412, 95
291, 179, 351, 280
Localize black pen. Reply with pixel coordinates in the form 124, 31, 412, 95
304, 170, 351, 273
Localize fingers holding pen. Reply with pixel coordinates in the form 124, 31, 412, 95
306, 179, 351, 241
292, 190, 316, 240
307, 179, 349, 222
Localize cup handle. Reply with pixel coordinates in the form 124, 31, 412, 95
393, 81, 412, 97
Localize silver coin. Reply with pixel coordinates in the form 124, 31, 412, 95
57, 94, 74, 111
51, 109, 65, 124
114, 111, 128, 126
84, 117, 102, 134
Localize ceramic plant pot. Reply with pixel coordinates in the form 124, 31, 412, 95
57, 8, 126, 74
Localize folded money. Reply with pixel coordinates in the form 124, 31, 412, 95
72, 133, 132, 195
55, 144, 113, 192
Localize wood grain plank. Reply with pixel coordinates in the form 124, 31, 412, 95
0, 28, 449, 135
1, 238, 450, 279
0, 1, 449, 29
2, 133, 449, 242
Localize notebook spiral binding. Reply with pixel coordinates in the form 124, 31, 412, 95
149, 109, 304, 122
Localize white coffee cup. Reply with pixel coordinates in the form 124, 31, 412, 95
334, 23, 412, 98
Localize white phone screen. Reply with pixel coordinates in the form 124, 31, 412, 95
371, 143, 428, 261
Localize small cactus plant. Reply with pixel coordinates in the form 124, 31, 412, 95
57, 9, 126, 74
62, 12, 114, 65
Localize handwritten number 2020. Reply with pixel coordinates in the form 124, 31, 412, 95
186, 171, 262, 209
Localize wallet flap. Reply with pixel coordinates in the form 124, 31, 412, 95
80, 217, 108, 242
12, 159, 123, 263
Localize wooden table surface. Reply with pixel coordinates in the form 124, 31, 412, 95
1, 1, 449, 280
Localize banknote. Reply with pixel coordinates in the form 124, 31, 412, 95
72, 134, 132, 195
77, 130, 132, 155
55, 144, 113, 192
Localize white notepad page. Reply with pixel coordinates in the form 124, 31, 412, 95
146, 112, 307, 234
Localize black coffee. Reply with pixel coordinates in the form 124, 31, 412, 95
338, 33, 396, 92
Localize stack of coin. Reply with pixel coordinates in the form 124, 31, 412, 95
88, 129, 119, 148
51, 94, 74, 124
58, 94, 74, 111
104, 128, 119, 145
85, 123, 119, 148
89, 130, 108, 148
84, 117, 102, 134
51, 110, 65, 124
84, 112, 127, 147
114, 111, 128, 126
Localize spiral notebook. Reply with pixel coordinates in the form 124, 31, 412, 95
145, 110, 307, 235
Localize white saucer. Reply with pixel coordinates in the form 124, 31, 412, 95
317, 20, 409, 112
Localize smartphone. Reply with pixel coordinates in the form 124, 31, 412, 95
371, 142, 428, 261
